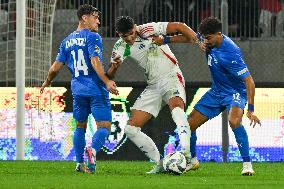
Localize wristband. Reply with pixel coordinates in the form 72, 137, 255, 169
163, 36, 171, 44
248, 104, 254, 112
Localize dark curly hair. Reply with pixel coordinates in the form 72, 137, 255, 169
198, 17, 222, 36
77, 4, 100, 20
115, 16, 135, 34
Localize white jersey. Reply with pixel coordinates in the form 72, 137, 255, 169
111, 22, 184, 85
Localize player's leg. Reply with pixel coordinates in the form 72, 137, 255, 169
163, 77, 191, 161
186, 109, 209, 170
226, 93, 254, 175
86, 95, 112, 173
73, 95, 90, 173
126, 109, 164, 174
186, 90, 221, 171
167, 96, 191, 161
74, 121, 87, 172
229, 106, 254, 175
126, 87, 163, 173
126, 109, 160, 161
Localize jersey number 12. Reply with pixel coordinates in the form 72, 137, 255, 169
71, 49, 88, 77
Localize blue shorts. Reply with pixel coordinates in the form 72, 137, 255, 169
73, 95, 112, 122
194, 89, 247, 119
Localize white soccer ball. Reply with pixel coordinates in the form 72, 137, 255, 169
163, 152, 187, 175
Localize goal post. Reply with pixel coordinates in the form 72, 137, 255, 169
16, 0, 26, 160
0, 0, 57, 160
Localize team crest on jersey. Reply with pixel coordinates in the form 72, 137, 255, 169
94, 45, 101, 54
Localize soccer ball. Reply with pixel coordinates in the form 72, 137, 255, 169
163, 152, 187, 175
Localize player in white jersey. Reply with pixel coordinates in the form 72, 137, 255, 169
107, 16, 199, 173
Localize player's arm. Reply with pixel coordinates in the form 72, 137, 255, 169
106, 55, 122, 79
40, 61, 64, 93
91, 56, 119, 95
106, 41, 125, 79
150, 22, 205, 51
220, 52, 261, 127
243, 75, 255, 109
166, 22, 198, 43
41, 40, 66, 93
88, 33, 119, 95
152, 34, 191, 45
243, 75, 261, 127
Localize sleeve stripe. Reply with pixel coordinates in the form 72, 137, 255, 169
140, 26, 154, 34
140, 28, 154, 35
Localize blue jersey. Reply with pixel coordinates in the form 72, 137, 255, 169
206, 35, 250, 97
56, 29, 108, 96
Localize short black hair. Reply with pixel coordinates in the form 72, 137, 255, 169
77, 4, 100, 20
115, 16, 135, 34
198, 17, 222, 36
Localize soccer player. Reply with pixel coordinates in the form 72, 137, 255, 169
108, 16, 199, 173
40, 4, 119, 173
186, 17, 261, 175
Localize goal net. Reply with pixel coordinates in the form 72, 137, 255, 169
0, 0, 57, 86
0, 0, 57, 160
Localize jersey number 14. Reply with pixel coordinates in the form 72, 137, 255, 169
71, 49, 88, 77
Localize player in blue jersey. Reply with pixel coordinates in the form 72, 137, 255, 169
40, 4, 119, 173
186, 17, 261, 175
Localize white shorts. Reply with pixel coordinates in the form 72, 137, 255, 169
132, 73, 186, 117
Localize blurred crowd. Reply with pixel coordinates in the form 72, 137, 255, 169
0, 0, 284, 39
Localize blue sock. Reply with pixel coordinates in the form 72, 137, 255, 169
232, 125, 250, 162
92, 127, 109, 153
190, 131, 197, 158
73, 128, 86, 163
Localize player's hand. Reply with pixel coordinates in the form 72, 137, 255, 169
246, 111, 261, 128
111, 55, 122, 69
198, 42, 206, 52
106, 80, 119, 95
40, 80, 51, 94
152, 35, 164, 46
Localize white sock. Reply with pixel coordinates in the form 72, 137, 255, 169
171, 107, 191, 160
125, 125, 160, 163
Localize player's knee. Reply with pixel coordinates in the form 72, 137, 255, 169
124, 125, 141, 138
168, 97, 185, 110
229, 118, 241, 128
188, 115, 199, 131
96, 121, 112, 129
76, 121, 87, 129
187, 110, 207, 131
127, 117, 143, 127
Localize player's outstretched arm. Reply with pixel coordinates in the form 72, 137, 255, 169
40, 61, 64, 93
243, 75, 261, 127
166, 22, 198, 43
152, 34, 191, 46
106, 55, 122, 79
91, 56, 119, 95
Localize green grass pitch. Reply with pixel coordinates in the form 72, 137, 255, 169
0, 161, 283, 189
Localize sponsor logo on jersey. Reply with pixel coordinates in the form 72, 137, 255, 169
173, 90, 180, 95
139, 44, 145, 50
237, 67, 248, 76
111, 51, 117, 58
